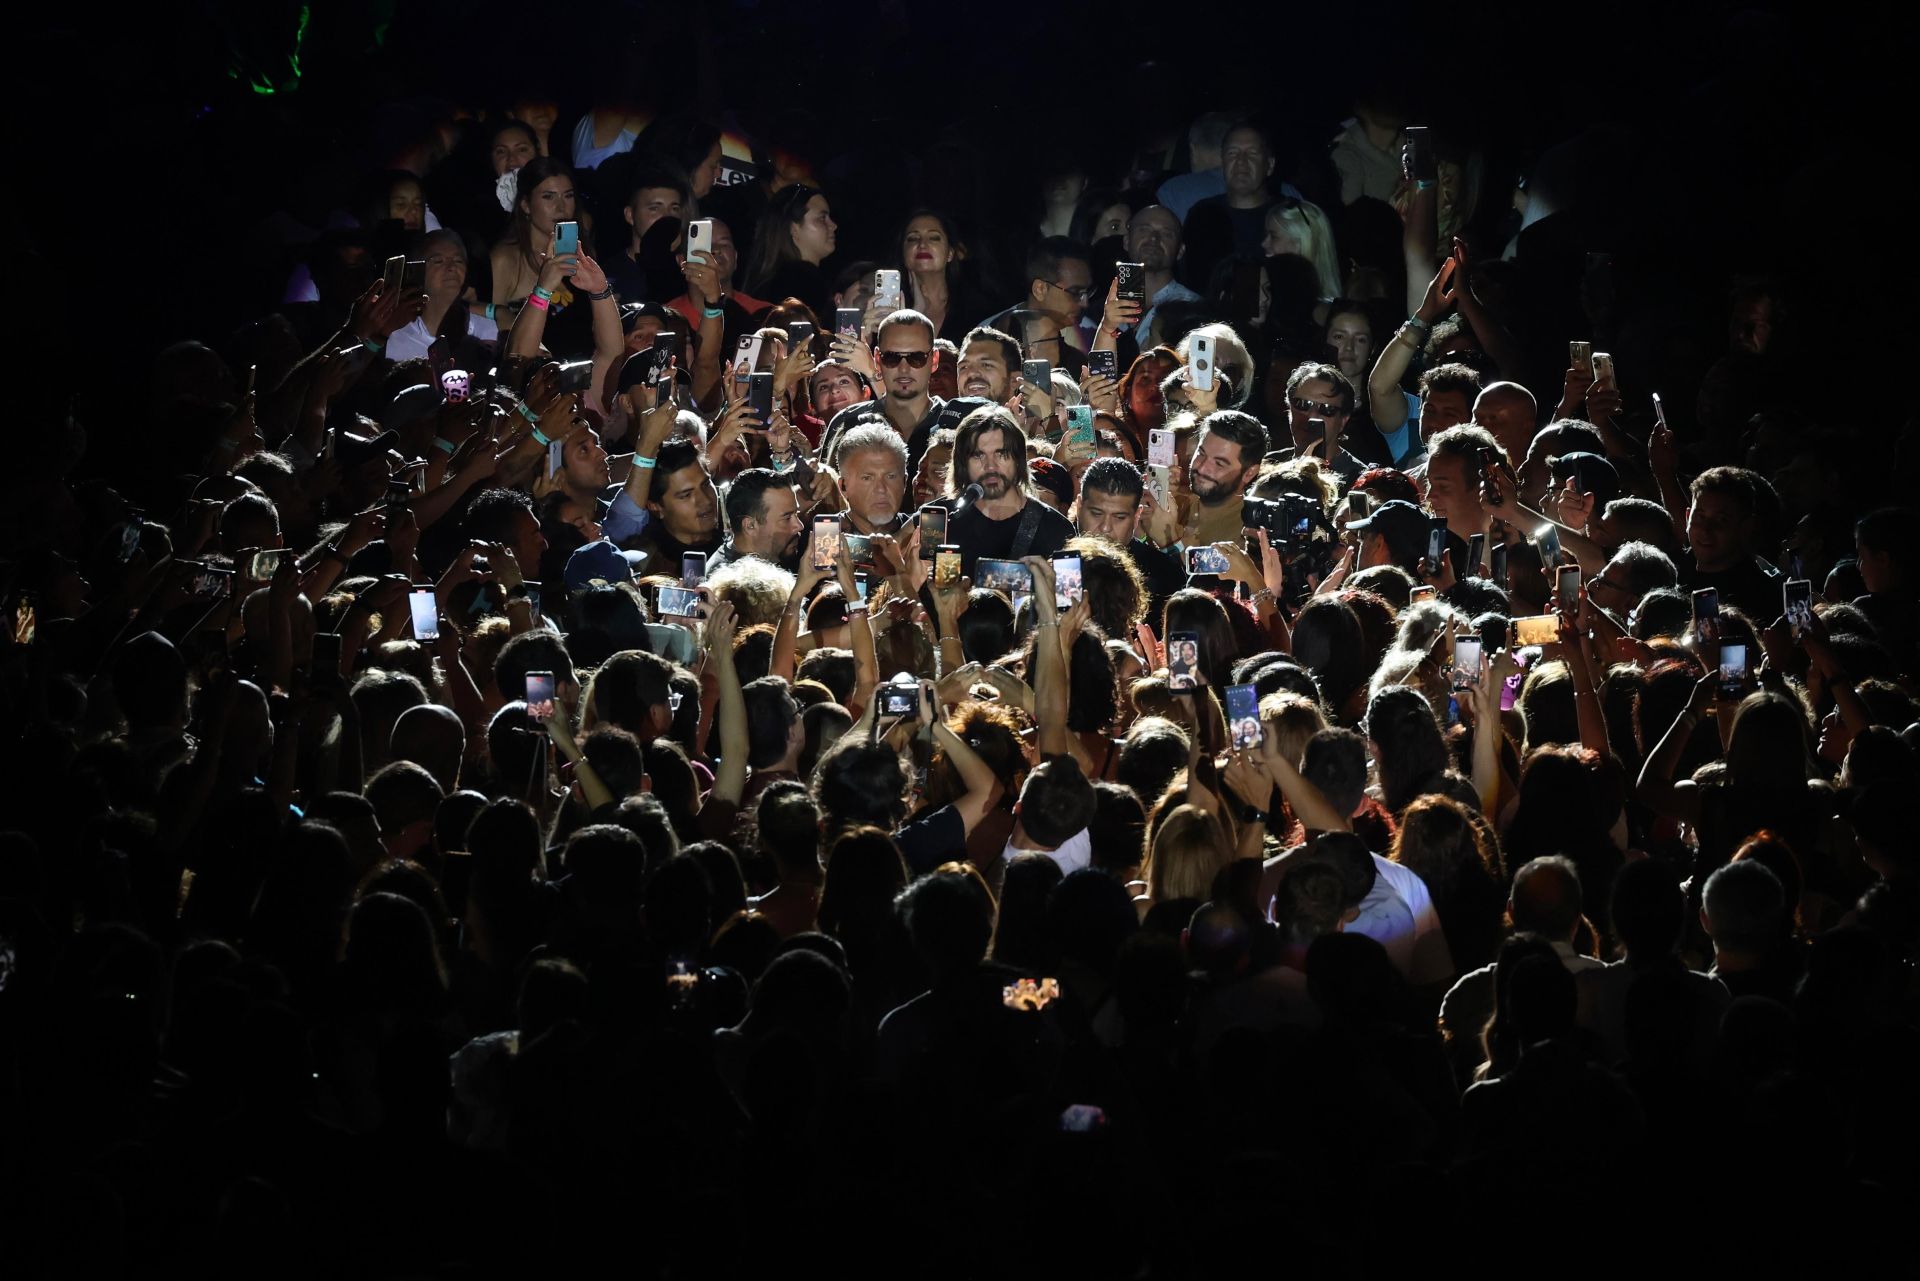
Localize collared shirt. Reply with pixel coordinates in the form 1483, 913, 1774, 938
1002, 827, 1092, 876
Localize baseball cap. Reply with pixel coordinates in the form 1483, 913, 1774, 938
565, 539, 645, 594
385, 383, 444, 433
334, 429, 399, 469
1347, 499, 1430, 569
1549, 451, 1621, 506
1029, 456, 1074, 507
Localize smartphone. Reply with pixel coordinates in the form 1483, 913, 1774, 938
556, 359, 595, 392
1426, 518, 1448, 570
1785, 578, 1813, 640
1405, 125, 1436, 181
1466, 532, 1486, 576
554, 221, 579, 257
843, 533, 875, 569
918, 505, 947, 556
681, 551, 706, 587
1146, 464, 1173, 510
1088, 349, 1119, 381
1065, 404, 1095, 448
834, 307, 863, 339
1051, 553, 1083, 607
1167, 631, 1200, 691
1718, 642, 1749, 700
1187, 546, 1231, 576
409, 589, 439, 640
975, 558, 1032, 595
1147, 429, 1176, 468
652, 331, 679, 361
1344, 491, 1372, 522
1512, 614, 1558, 647
934, 546, 961, 587
1592, 352, 1615, 386
685, 219, 714, 262
1451, 637, 1483, 691
245, 363, 258, 398
788, 319, 815, 349
188, 564, 233, 601
1021, 358, 1052, 394
1652, 391, 1667, 430
525, 671, 556, 721
812, 516, 842, 570
748, 371, 774, 421
655, 371, 675, 405
1411, 584, 1437, 604
1535, 523, 1562, 567
1225, 683, 1261, 750
382, 254, 405, 295
1490, 541, 1509, 588
733, 333, 765, 384
873, 269, 903, 311
1557, 565, 1581, 612
312, 630, 341, 677
400, 258, 427, 295
246, 548, 288, 581
657, 585, 701, 617
1188, 334, 1216, 392
1692, 587, 1721, 643
1115, 261, 1147, 307
1569, 340, 1593, 379
547, 438, 565, 480
112, 520, 142, 563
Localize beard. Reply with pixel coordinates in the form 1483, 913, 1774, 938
977, 471, 1010, 496
1191, 473, 1238, 506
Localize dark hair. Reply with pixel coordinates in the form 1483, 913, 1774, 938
813, 741, 908, 835
1284, 361, 1356, 413
795, 648, 856, 705
1365, 686, 1452, 814
648, 438, 706, 504
1018, 758, 1098, 849
1116, 723, 1189, 809
992, 854, 1064, 971
581, 725, 646, 799
1303, 831, 1377, 910
817, 826, 909, 940
1025, 236, 1092, 288
897, 869, 995, 977
1418, 362, 1483, 401
1509, 855, 1584, 937
960, 324, 1022, 373
593, 649, 677, 732
463, 487, 533, 546
744, 183, 826, 294
1079, 456, 1145, 502
506, 157, 581, 258
1290, 598, 1368, 715
1300, 728, 1368, 819
957, 589, 1015, 664
1198, 409, 1269, 468
1088, 782, 1147, 875
724, 468, 788, 536
1066, 536, 1149, 649
741, 676, 801, 770
1162, 588, 1237, 691
950, 404, 1030, 498
626, 164, 691, 207
1856, 506, 1920, 573
755, 781, 821, 876
494, 630, 575, 702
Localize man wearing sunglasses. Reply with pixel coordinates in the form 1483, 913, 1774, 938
820, 309, 945, 474
983, 237, 1093, 378
1270, 361, 1366, 485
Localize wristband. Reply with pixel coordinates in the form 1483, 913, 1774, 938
702, 306, 725, 319
1414, 179, 1437, 192
633, 454, 657, 470
434, 436, 457, 455
1233, 801, 1264, 826
323, 543, 348, 565
530, 426, 553, 447
516, 402, 540, 426
532, 285, 554, 301
526, 293, 550, 313
363, 336, 385, 355
1404, 315, 1432, 332
588, 287, 614, 301
846, 602, 870, 615
484, 304, 497, 321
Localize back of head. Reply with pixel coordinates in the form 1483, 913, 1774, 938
897, 868, 994, 978
756, 781, 821, 877
1611, 858, 1686, 961
1088, 781, 1147, 875
1018, 756, 1097, 850
363, 760, 445, 837
1116, 719, 1190, 809
1702, 859, 1786, 954
1300, 727, 1368, 820
813, 740, 908, 834
1509, 856, 1584, 939
1302, 830, 1377, 912
563, 824, 648, 901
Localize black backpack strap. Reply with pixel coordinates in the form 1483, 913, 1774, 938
1007, 498, 1046, 560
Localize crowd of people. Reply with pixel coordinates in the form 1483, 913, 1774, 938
4, 16, 1918, 1274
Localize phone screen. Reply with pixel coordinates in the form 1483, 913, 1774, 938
409, 590, 439, 640
525, 672, 555, 722
1718, 643, 1748, 698
247, 548, 287, 581
1225, 683, 1261, 750
1411, 585, 1437, 604
812, 517, 842, 570
918, 506, 947, 555
1088, 349, 1119, 381
934, 547, 961, 587
1452, 638, 1483, 691
658, 585, 701, 617
1784, 579, 1813, 639
1167, 632, 1200, 690
1512, 614, 1558, 647
1426, 519, 1447, 570
1557, 566, 1581, 611
1187, 546, 1231, 576
1051, 554, 1083, 608
976, 559, 1032, 595
547, 439, 564, 479
1693, 588, 1721, 642
1535, 523, 1562, 566
682, 552, 706, 587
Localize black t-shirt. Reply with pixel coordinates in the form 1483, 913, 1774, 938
948, 496, 1075, 576
1679, 552, 1785, 621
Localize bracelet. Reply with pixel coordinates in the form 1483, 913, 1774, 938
516, 402, 540, 425
633, 454, 657, 470
434, 436, 457, 455
484, 304, 497, 321
702, 306, 725, 319
531, 426, 553, 446
532, 285, 554, 301
588, 287, 614, 301
846, 602, 870, 615
1404, 315, 1432, 332
526, 293, 550, 313
363, 336, 385, 355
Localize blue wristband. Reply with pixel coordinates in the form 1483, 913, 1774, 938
434, 436, 457, 455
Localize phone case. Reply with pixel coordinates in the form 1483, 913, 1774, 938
1147, 430, 1175, 468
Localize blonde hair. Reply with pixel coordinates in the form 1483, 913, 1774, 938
1260, 691, 1327, 767
1266, 199, 1342, 298
707, 558, 797, 629
1146, 804, 1233, 904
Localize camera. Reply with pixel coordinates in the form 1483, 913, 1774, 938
1239, 492, 1334, 602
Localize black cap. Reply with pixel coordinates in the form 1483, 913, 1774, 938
1348, 499, 1430, 570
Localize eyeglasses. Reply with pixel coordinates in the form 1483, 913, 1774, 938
1291, 396, 1350, 416
876, 350, 931, 368
1042, 280, 1094, 303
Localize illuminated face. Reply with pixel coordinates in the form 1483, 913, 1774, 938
652, 462, 720, 544
1421, 389, 1471, 439
874, 325, 934, 401
388, 178, 426, 232
1286, 377, 1351, 452
1128, 357, 1173, 424
1262, 212, 1301, 258
491, 128, 536, 177
627, 186, 684, 243
914, 444, 951, 506
810, 362, 866, 419
1686, 489, 1748, 573
1221, 126, 1273, 199
1077, 486, 1143, 544
964, 427, 1018, 499
745, 483, 803, 559
903, 215, 953, 274
562, 426, 610, 490
792, 195, 837, 264
1126, 207, 1181, 272
1425, 453, 1482, 528
1189, 430, 1252, 505
521, 175, 575, 235
841, 446, 906, 529
957, 340, 1012, 402
1327, 312, 1373, 382
1090, 202, 1130, 241
424, 243, 468, 298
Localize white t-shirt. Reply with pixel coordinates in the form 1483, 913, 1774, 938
385, 310, 499, 366
1003, 828, 1092, 876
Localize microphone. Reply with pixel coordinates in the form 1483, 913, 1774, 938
952, 483, 984, 511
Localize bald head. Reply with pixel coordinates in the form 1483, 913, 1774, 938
391, 702, 466, 793
1510, 856, 1584, 941
1473, 382, 1538, 462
